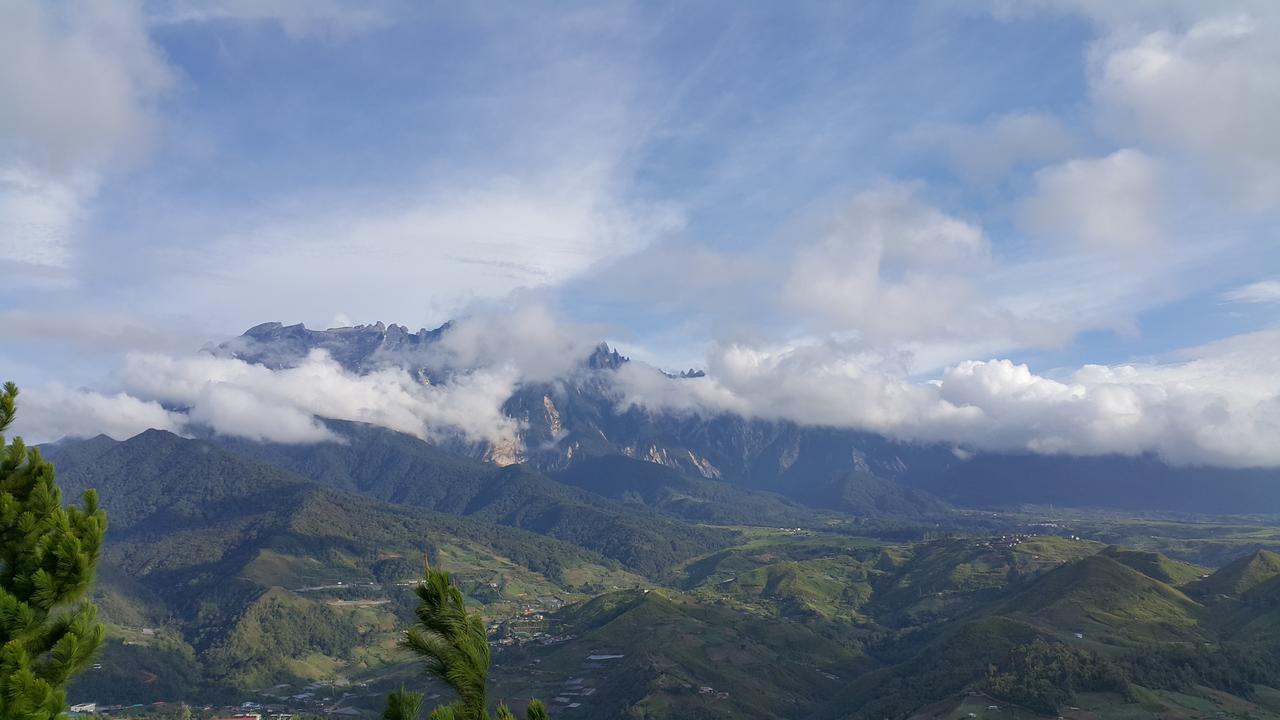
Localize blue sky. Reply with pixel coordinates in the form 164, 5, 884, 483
2, 1, 1278, 465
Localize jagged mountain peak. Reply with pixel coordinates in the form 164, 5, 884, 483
212, 320, 1280, 517
221, 319, 451, 372
584, 342, 629, 370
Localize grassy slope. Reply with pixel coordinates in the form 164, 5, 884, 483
493, 589, 872, 720
1002, 554, 1203, 643
1098, 546, 1209, 586
813, 616, 1042, 720
1188, 550, 1280, 599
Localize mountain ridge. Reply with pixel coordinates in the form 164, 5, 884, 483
201, 321, 1280, 516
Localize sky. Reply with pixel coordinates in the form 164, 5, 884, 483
1, 0, 1278, 466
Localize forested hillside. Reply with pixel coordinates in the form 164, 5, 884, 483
40, 429, 1280, 720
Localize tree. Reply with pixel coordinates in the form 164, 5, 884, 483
0, 382, 108, 720
383, 566, 549, 720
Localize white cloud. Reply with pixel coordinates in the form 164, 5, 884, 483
13, 384, 186, 442
612, 329, 1280, 468
15, 312, 1280, 469
1088, 9, 1280, 208
580, 177, 1204, 373
11, 344, 530, 446
161, 176, 683, 330
1223, 279, 1280, 305
0, 169, 89, 269
900, 112, 1078, 186
118, 350, 521, 445
983, 238, 1221, 340
782, 184, 1066, 348
9, 303, 596, 446
616, 341, 966, 431
0, 1, 171, 172
1018, 149, 1164, 251
0, 1, 171, 271
428, 304, 603, 384
993, 1, 1280, 209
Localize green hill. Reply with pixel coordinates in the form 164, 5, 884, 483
674, 533, 889, 627
809, 550, 1256, 720
1003, 554, 1202, 642
1188, 549, 1280, 600
675, 534, 1107, 631
43, 431, 646, 703
1198, 571, 1280, 643
867, 535, 1104, 626
811, 616, 1042, 720
1097, 545, 1208, 586
491, 589, 872, 720
209, 422, 738, 577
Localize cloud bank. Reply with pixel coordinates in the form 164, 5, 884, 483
614, 329, 1280, 468
15, 349, 523, 448
12, 318, 1279, 470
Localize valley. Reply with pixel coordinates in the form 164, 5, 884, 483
39, 425, 1280, 720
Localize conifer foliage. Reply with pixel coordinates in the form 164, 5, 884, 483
0, 382, 108, 720
383, 566, 548, 720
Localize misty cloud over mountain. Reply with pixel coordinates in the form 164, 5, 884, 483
15, 316, 1280, 470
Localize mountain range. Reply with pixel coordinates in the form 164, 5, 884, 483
42, 423, 1280, 719
215, 321, 1280, 516
29, 320, 1280, 719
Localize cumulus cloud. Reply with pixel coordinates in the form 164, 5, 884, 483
1018, 149, 1164, 251
782, 183, 1065, 347
1088, 8, 1280, 208
577, 177, 1202, 372
13, 384, 185, 442
426, 304, 603, 384
993, 0, 1280, 208
612, 329, 1280, 468
10, 347, 524, 446
118, 350, 521, 445
15, 311, 1280, 469
616, 341, 963, 430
